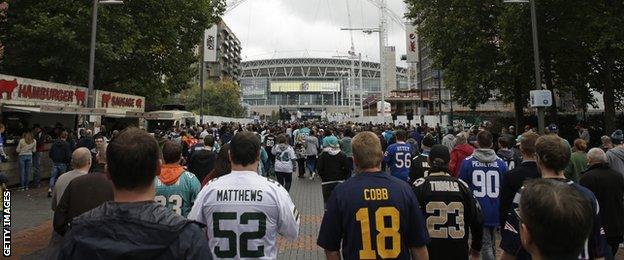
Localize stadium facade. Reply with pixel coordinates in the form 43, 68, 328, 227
240, 57, 409, 118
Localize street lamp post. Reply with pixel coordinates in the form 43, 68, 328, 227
505, 0, 545, 134
87, 0, 123, 111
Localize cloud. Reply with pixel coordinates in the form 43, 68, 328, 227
223, 0, 409, 66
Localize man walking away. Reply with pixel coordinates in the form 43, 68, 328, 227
412, 144, 484, 260
384, 130, 415, 182
272, 134, 297, 191
305, 130, 319, 180
188, 135, 218, 182
496, 136, 515, 170
580, 148, 624, 258
317, 135, 349, 208
449, 132, 474, 178
51, 148, 91, 211
607, 129, 624, 176
317, 131, 429, 260
459, 130, 508, 260
409, 134, 435, 182
499, 132, 540, 226
57, 128, 212, 259
48, 131, 72, 197
340, 128, 354, 176
155, 141, 201, 217
500, 135, 605, 260
189, 131, 299, 259
32, 126, 46, 188
517, 179, 594, 260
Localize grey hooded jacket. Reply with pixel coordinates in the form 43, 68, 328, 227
607, 146, 624, 177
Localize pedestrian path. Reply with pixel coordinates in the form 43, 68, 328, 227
277, 175, 325, 259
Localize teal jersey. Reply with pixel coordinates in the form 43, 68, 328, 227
155, 171, 201, 217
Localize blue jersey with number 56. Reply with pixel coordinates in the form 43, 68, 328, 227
458, 153, 508, 227
384, 142, 413, 182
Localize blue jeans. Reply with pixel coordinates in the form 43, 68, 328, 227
49, 163, 67, 189
32, 152, 42, 187
482, 227, 497, 260
18, 155, 33, 189
306, 156, 317, 173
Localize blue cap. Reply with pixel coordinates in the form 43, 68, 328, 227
612, 130, 623, 145
548, 124, 558, 133
323, 136, 340, 148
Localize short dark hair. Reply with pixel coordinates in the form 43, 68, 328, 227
395, 130, 407, 141
162, 141, 182, 164
229, 131, 260, 167
477, 130, 493, 148
204, 135, 215, 146
277, 134, 288, 144
498, 136, 509, 148
520, 179, 593, 259
520, 132, 539, 155
106, 128, 160, 190
422, 134, 435, 148
536, 135, 570, 172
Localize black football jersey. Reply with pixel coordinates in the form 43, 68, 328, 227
409, 153, 430, 183
412, 172, 484, 260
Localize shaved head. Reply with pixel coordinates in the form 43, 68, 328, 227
71, 147, 92, 168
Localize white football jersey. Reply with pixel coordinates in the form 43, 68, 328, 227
188, 170, 300, 259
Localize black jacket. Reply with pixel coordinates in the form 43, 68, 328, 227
317, 151, 349, 182
187, 149, 217, 182
499, 161, 539, 227
57, 201, 212, 260
49, 140, 72, 164
580, 163, 624, 239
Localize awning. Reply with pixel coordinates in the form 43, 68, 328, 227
2, 105, 41, 113
2, 105, 106, 116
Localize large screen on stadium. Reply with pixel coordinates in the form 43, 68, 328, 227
270, 81, 340, 92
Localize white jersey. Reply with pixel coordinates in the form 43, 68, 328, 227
188, 170, 300, 259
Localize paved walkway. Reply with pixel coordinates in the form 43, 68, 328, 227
277, 175, 325, 259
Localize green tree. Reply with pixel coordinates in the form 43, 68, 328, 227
0, 0, 225, 105
179, 80, 245, 118
406, 0, 624, 131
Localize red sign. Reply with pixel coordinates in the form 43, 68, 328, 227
0, 74, 86, 107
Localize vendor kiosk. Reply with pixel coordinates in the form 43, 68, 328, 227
0, 74, 105, 186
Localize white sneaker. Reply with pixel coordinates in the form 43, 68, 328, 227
309, 172, 316, 180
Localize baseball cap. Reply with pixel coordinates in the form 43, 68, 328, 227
323, 135, 340, 148
612, 130, 623, 145
429, 145, 451, 165
422, 134, 435, 148
548, 124, 558, 133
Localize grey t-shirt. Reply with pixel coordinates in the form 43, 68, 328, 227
52, 169, 89, 211
305, 136, 319, 156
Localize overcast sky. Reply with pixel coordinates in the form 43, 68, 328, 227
223, 0, 409, 66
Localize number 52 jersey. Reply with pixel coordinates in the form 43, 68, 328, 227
317, 172, 430, 260
188, 171, 300, 259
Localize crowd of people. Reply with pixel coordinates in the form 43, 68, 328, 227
3, 119, 624, 259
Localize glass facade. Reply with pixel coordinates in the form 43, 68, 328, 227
241, 77, 406, 107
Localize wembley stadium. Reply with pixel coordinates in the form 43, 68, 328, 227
240, 57, 408, 119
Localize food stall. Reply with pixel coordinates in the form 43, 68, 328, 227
0, 74, 105, 186
94, 90, 146, 132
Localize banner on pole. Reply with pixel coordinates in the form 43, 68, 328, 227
203, 25, 217, 62
405, 22, 418, 63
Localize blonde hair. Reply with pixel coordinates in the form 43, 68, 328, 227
22, 131, 34, 144
352, 131, 383, 170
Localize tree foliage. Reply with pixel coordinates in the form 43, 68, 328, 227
0, 0, 225, 106
178, 80, 246, 118
405, 0, 624, 131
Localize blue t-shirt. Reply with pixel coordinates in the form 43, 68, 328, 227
317, 173, 430, 260
384, 142, 414, 182
459, 155, 508, 227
